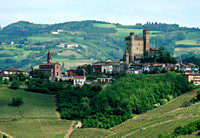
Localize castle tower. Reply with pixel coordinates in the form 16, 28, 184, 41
47, 50, 52, 63
143, 29, 150, 54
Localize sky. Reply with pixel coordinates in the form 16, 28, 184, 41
0, 0, 199, 28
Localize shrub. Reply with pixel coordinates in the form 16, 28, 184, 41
3, 134, 9, 138
11, 97, 24, 106
4, 78, 9, 84
11, 79, 20, 89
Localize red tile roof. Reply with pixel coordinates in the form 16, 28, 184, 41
150, 48, 159, 51
3, 68, 22, 71
74, 76, 85, 79
40, 62, 60, 66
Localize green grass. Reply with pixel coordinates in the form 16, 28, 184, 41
0, 120, 71, 138
0, 133, 4, 137
70, 128, 111, 138
93, 23, 116, 28
108, 90, 199, 137
28, 36, 60, 42
175, 40, 199, 45
185, 32, 200, 40
0, 88, 57, 119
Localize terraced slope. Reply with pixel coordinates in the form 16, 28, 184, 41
107, 89, 199, 138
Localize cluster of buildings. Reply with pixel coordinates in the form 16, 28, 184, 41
1, 29, 200, 86
57, 43, 79, 48
0, 68, 30, 80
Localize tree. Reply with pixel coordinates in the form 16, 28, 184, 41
0, 75, 3, 84
30, 69, 49, 80
11, 79, 20, 89
11, 97, 24, 106
4, 78, 9, 84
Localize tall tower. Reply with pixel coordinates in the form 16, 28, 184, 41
143, 29, 150, 54
47, 50, 52, 63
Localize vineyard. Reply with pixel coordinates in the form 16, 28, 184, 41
107, 89, 200, 138
0, 88, 57, 119
0, 120, 71, 138
70, 128, 112, 138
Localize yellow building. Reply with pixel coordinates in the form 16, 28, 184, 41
187, 73, 200, 85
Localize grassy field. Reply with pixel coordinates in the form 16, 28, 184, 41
70, 128, 112, 138
28, 36, 60, 42
0, 88, 57, 119
107, 90, 199, 138
63, 60, 97, 69
185, 32, 200, 40
0, 120, 71, 138
0, 134, 2, 137
175, 47, 200, 52
175, 40, 199, 45
93, 23, 116, 28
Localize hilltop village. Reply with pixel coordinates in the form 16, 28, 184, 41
0, 29, 200, 85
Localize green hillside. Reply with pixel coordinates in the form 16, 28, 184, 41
0, 88, 57, 119
107, 89, 200, 137
0, 88, 73, 138
0, 20, 200, 70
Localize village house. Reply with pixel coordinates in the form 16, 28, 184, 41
67, 69, 76, 77
164, 64, 176, 71
0, 68, 30, 77
97, 77, 113, 83
57, 29, 64, 33
73, 76, 86, 86
58, 43, 78, 48
151, 64, 165, 71
187, 73, 200, 85
126, 64, 143, 74
176, 63, 199, 74
51, 31, 59, 34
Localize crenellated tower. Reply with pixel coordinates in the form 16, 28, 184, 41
143, 29, 150, 54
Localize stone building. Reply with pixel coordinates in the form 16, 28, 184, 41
39, 50, 61, 77
123, 29, 150, 63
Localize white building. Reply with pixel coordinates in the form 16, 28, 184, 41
73, 76, 86, 86
57, 29, 64, 33
101, 64, 113, 74
11, 41, 14, 45
51, 31, 59, 34
66, 43, 78, 48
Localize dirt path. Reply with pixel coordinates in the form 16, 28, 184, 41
0, 130, 14, 138
65, 121, 76, 138
54, 96, 61, 120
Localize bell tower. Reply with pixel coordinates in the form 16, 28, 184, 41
47, 50, 52, 63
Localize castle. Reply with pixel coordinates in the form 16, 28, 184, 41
123, 29, 157, 63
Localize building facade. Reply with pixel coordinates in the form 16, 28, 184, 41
73, 76, 86, 86
123, 29, 151, 63
39, 50, 61, 77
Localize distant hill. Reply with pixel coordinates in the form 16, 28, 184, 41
0, 20, 200, 70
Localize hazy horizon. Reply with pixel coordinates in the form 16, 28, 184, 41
1, 0, 199, 28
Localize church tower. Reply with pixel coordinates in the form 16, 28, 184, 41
47, 50, 52, 63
